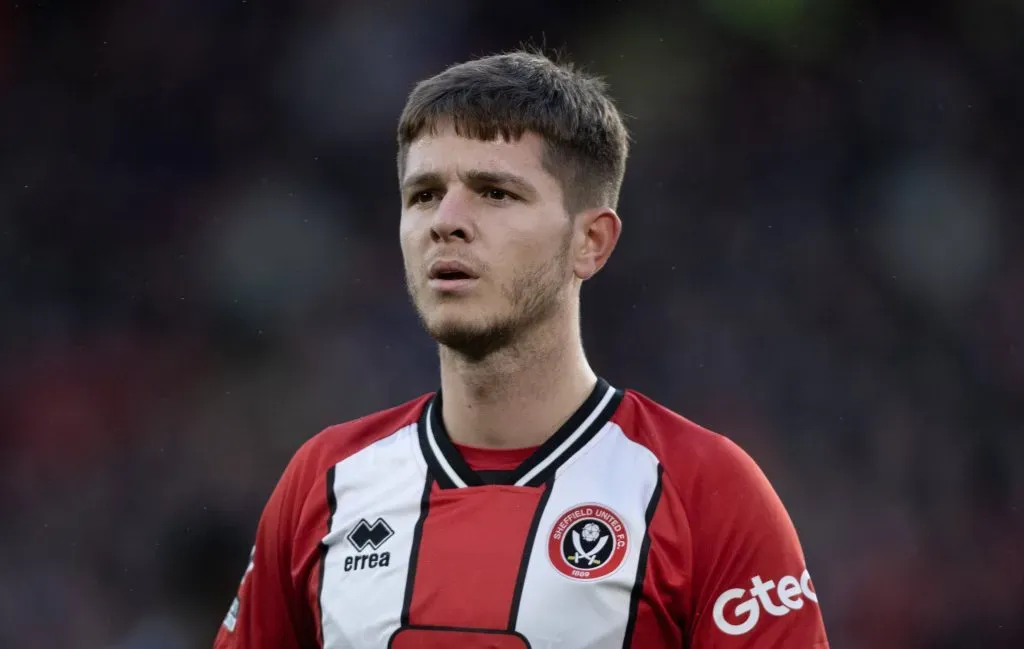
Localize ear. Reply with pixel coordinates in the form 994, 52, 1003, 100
572, 207, 622, 281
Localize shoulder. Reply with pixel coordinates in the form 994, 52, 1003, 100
612, 389, 749, 467
280, 393, 431, 492
612, 389, 772, 497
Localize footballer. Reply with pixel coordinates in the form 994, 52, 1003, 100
214, 49, 830, 649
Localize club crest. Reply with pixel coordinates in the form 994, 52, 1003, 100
547, 503, 628, 581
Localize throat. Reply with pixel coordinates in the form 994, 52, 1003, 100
437, 309, 596, 449
440, 358, 597, 450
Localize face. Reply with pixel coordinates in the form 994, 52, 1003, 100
399, 125, 577, 359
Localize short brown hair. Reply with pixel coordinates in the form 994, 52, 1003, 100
397, 49, 630, 214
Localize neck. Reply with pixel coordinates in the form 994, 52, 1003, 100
438, 310, 597, 449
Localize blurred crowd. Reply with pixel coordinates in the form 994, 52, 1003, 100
1, 1, 1022, 648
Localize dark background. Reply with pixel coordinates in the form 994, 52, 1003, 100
1, 1, 1022, 647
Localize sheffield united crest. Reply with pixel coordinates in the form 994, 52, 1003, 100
547, 503, 629, 581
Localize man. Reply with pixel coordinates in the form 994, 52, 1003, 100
214, 50, 830, 649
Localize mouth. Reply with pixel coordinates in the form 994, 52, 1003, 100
432, 269, 474, 281
427, 260, 479, 292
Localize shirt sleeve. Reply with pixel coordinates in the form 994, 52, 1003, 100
686, 435, 830, 648
213, 449, 320, 649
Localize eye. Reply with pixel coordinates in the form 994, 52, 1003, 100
410, 189, 438, 206
483, 188, 512, 201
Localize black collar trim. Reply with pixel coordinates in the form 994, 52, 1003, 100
417, 378, 624, 489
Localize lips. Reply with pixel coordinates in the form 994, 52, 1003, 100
428, 260, 479, 281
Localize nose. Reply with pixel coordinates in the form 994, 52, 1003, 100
430, 190, 474, 244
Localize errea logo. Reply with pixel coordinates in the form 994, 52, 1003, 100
712, 569, 818, 636
344, 518, 394, 572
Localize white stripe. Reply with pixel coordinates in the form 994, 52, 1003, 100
320, 425, 426, 647
514, 383, 616, 486
425, 400, 468, 488
512, 422, 661, 647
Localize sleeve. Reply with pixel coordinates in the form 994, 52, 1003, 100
213, 447, 321, 649
686, 436, 830, 648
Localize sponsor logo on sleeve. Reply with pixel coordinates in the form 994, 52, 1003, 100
712, 569, 819, 636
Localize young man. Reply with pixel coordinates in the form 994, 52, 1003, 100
214, 50, 830, 649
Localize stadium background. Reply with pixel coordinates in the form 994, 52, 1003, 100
1, 1, 1022, 647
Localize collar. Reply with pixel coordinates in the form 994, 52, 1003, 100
417, 378, 624, 489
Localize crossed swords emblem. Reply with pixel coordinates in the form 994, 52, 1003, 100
567, 529, 609, 566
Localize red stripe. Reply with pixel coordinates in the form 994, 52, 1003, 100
408, 485, 543, 628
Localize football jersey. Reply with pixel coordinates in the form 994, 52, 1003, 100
214, 379, 829, 648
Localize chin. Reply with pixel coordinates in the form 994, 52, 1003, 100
422, 310, 517, 361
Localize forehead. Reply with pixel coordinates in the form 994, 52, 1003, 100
403, 125, 552, 184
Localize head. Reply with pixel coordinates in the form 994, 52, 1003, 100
397, 50, 629, 360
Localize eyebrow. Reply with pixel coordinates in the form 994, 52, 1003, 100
401, 171, 443, 194
401, 169, 537, 198
462, 170, 536, 197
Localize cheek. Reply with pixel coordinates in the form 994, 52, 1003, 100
398, 218, 420, 256
505, 223, 569, 268
503, 216, 557, 252
398, 215, 413, 240
493, 244, 556, 291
